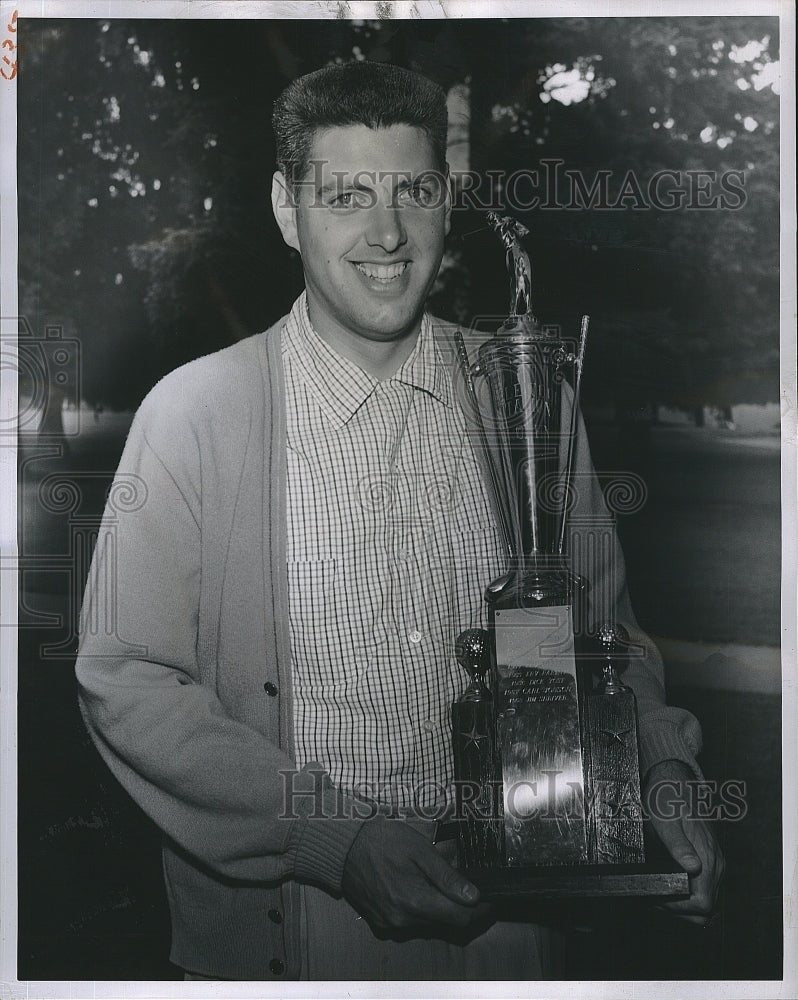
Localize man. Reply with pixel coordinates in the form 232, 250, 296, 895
75, 61, 723, 981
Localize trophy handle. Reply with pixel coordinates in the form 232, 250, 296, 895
557, 314, 589, 555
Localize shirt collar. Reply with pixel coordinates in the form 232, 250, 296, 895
283, 293, 452, 429
394, 314, 452, 409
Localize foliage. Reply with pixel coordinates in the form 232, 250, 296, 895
17, 16, 780, 411
462, 17, 780, 407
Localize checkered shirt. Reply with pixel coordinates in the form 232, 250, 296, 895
283, 293, 505, 811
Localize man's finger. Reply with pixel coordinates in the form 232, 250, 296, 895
655, 819, 703, 874
674, 847, 703, 875
659, 826, 723, 920
413, 844, 481, 906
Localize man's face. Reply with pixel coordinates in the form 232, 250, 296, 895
273, 124, 450, 355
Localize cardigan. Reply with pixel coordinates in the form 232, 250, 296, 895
75, 315, 703, 980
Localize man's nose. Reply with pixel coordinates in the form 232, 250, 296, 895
365, 201, 407, 253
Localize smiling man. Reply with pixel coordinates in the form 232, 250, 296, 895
274, 127, 447, 365
75, 61, 722, 982
272, 82, 451, 373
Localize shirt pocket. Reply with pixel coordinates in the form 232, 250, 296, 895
450, 475, 502, 572
287, 557, 337, 664
447, 516, 505, 634
287, 557, 378, 690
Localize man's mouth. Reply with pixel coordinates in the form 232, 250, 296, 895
353, 261, 409, 283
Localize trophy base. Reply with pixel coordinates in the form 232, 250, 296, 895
460, 829, 689, 899
463, 862, 689, 900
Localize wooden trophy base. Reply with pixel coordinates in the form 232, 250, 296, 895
464, 862, 688, 900
462, 830, 689, 899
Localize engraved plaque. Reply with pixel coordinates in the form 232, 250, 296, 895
494, 606, 588, 866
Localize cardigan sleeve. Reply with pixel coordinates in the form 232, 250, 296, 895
567, 408, 704, 781
75, 368, 364, 891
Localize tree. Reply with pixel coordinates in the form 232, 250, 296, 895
17, 16, 780, 426
462, 16, 780, 410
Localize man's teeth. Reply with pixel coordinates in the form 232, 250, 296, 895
355, 262, 408, 281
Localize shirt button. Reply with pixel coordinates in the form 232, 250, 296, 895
263, 682, 278, 697
267, 908, 283, 924
269, 958, 285, 975
409, 630, 422, 644
422, 719, 435, 732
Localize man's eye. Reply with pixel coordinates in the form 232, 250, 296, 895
329, 190, 369, 209
415, 184, 438, 206
398, 183, 440, 207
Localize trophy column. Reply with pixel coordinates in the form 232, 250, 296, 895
451, 629, 503, 868
580, 624, 645, 864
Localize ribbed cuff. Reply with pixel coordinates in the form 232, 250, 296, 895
284, 766, 365, 894
638, 709, 704, 782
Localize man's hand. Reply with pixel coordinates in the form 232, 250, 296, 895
341, 816, 490, 933
645, 759, 725, 925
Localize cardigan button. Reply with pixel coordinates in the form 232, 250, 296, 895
269, 958, 285, 975
267, 908, 283, 924
263, 682, 278, 696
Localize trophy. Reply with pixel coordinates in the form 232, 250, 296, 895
451, 214, 688, 898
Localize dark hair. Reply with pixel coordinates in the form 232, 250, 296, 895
272, 61, 448, 195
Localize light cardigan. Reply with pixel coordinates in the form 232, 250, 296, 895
75, 316, 703, 980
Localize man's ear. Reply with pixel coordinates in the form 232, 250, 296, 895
271, 171, 301, 253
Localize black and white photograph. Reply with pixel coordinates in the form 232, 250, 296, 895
1, 1, 794, 995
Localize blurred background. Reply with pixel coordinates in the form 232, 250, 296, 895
16, 14, 782, 982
